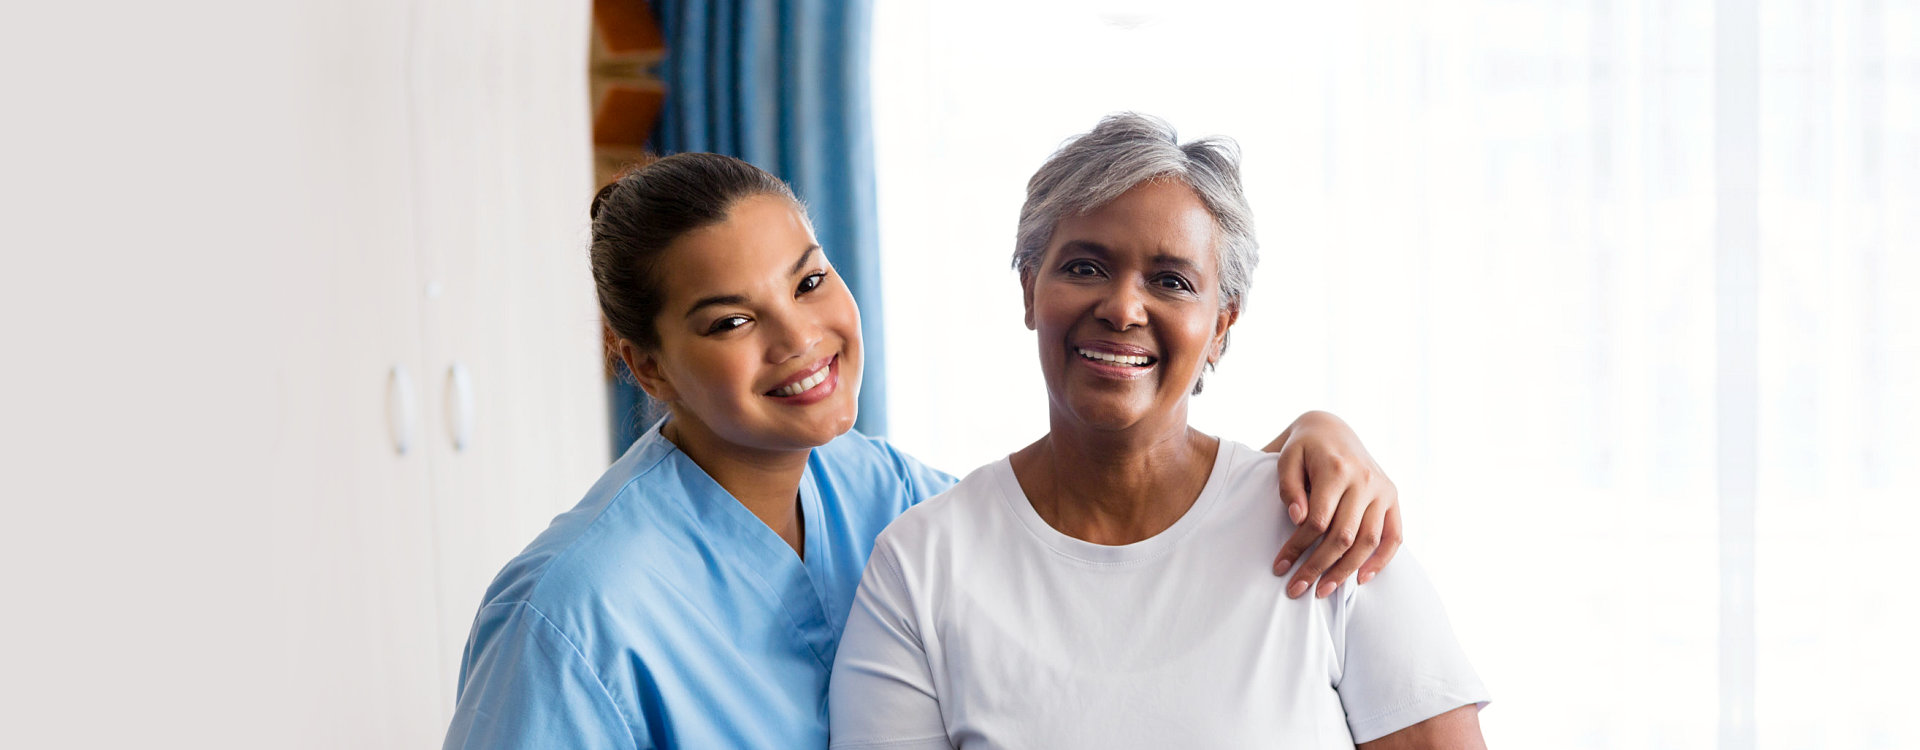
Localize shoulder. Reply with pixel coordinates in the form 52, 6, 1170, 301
1335, 550, 1440, 617
1218, 437, 1279, 484
809, 430, 958, 513
813, 430, 951, 483
1201, 438, 1285, 518
868, 460, 1005, 570
1327, 550, 1462, 668
464, 599, 587, 662
847, 462, 1010, 630
473, 431, 700, 635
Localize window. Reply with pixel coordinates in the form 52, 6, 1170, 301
873, 1, 1920, 746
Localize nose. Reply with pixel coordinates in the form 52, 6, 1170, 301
764, 309, 824, 363
1093, 280, 1149, 331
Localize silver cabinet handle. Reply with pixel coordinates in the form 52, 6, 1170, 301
446, 362, 474, 452
388, 364, 417, 456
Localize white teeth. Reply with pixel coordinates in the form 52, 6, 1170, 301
772, 367, 829, 397
1076, 348, 1152, 367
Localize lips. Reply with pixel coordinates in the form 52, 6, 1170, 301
765, 354, 838, 400
1073, 341, 1157, 368
1069, 341, 1158, 382
1076, 348, 1154, 367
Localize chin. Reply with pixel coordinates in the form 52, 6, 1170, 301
790, 404, 861, 448
822, 405, 861, 439
1058, 394, 1153, 432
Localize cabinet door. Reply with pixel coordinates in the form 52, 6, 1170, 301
405, 0, 611, 713
2, 1, 453, 747
251, 2, 451, 746
5, 2, 602, 746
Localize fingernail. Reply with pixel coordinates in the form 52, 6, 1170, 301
1359, 571, 1375, 584
1274, 559, 1293, 575
1316, 580, 1338, 598
1288, 580, 1309, 598
1288, 504, 1306, 524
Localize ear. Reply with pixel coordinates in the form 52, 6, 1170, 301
1208, 303, 1240, 366
1020, 268, 1038, 331
619, 339, 679, 403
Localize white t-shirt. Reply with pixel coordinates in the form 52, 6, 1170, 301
827, 439, 1489, 749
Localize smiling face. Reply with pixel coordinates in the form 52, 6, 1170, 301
624, 194, 863, 455
1023, 179, 1238, 436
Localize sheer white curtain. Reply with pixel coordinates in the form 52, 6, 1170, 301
872, 1, 1919, 747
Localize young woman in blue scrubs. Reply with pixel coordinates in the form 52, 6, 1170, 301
441, 153, 1408, 749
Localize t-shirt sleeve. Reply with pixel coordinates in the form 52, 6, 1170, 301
828, 542, 952, 749
1332, 554, 1490, 744
443, 602, 644, 750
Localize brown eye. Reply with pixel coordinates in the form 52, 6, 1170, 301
797, 272, 826, 295
706, 315, 749, 334
1064, 260, 1102, 277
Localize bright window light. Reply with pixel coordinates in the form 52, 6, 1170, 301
872, 1, 1920, 747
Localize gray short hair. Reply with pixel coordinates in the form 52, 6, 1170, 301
1013, 113, 1258, 314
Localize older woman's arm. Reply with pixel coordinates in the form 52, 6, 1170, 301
1267, 410, 1404, 598
1358, 705, 1486, 750
828, 541, 951, 750
1335, 553, 1490, 744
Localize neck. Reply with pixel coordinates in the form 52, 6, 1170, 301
660, 412, 809, 557
1010, 407, 1218, 546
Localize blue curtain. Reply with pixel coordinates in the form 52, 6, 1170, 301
628, 0, 886, 451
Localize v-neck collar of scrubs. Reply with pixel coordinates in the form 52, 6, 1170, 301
656, 426, 839, 670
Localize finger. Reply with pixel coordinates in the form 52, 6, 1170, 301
1287, 484, 1368, 598
1315, 497, 1388, 594
1277, 443, 1310, 525
1275, 452, 1345, 578
1278, 452, 1348, 577
1303, 450, 1349, 535
1271, 451, 1313, 575
1357, 502, 1404, 585
1275, 519, 1318, 577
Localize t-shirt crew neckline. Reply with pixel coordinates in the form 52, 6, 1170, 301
990, 438, 1239, 566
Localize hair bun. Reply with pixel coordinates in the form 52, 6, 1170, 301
590, 180, 622, 221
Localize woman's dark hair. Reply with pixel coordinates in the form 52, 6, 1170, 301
590, 152, 801, 351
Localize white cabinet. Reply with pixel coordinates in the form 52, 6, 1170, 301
1, 1, 607, 747
263, 0, 609, 744
404, 0, 612, 708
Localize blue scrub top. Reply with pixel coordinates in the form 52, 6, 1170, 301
442, 421, 957, 750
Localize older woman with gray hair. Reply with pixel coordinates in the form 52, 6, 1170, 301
827, 114, 1489, 749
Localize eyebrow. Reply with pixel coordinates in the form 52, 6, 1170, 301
1059, 239, 1111, 257
1150, 254, 1202, 273
789, 245, 821, 276
682, 245, 823, 319
1058, 240, 1203, 273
